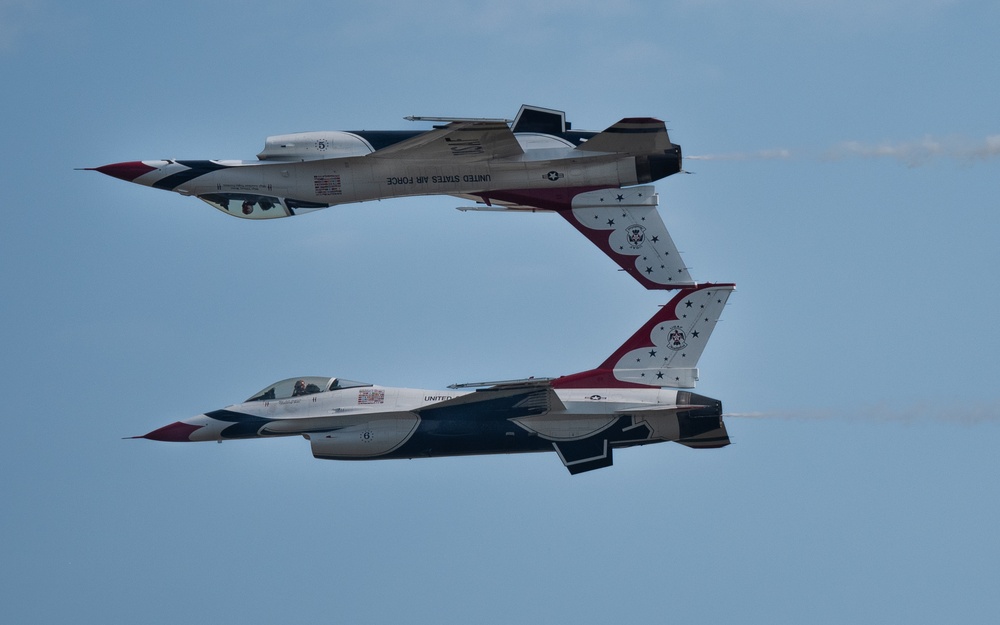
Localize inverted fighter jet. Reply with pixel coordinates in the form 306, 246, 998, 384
90, 105, 692, 289
135, 283, 734, 474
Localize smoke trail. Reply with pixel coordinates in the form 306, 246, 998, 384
686, 149, 793, 162
725, 401, 1000, 425
688, 135, 1000, 167
826, 135, 1000, 167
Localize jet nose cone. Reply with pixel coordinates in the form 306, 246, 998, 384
89, 161, 157, 182
138, 421, 204, 442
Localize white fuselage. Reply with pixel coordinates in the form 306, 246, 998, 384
182, 384, 686, 461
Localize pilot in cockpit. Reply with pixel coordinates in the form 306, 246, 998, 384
292, 379, 321, 396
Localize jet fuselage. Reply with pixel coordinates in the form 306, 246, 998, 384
145, 378, 724, 472
91, 106, 691, 290
138, 283, 735, 474
97, 127, 679, 220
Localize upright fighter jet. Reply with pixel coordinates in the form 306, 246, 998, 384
90, 105, 692, 289
135, 283, 734, 474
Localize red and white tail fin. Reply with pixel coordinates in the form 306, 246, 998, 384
563, 186, 694, 289
552, 283, 735, 390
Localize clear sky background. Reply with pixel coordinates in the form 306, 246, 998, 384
2, 1, 998, 623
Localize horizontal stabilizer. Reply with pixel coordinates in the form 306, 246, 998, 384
563, 186, 694, 289
552, 438, 613, 475
575, 118, 672, 154
677, 422, 731, 449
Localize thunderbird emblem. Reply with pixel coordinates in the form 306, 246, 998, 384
667, 326, 687, 350
626, 224, 646, 249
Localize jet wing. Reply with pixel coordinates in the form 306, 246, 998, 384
368, 121, 523, 161
453, 194, 554, 212
417, 385, 564, 420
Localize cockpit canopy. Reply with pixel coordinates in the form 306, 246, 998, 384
245, 376, 372, 402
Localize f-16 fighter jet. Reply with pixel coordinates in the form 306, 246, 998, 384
135, 283, 734, 474
90, 105, 692, 289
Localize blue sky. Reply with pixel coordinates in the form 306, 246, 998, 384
2, 1, 998, 623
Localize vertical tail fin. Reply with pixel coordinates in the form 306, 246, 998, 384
552, 283, 735, 389
563, 186, 694, 289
